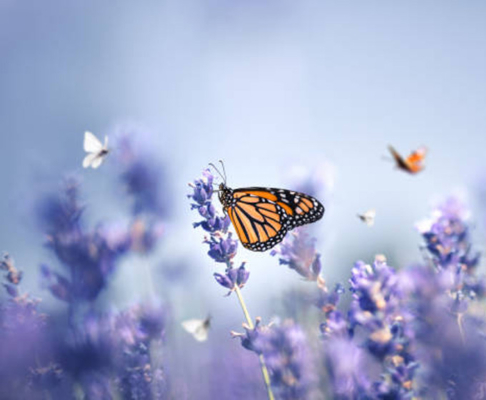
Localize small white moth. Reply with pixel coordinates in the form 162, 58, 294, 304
181, 316, 211, 342
82, 131, 109, 169
357, 209, 376, 227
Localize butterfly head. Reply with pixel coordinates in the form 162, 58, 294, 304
218, 183, 234, 209
209, 161, 231, 206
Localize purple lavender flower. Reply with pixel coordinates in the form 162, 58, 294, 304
0, 255, 45, 332
323, 337, 374, 399
315, 283, 345, 316
115, 128, 170, 218
262, 320, 316, 400
29, 363, 63, 390
214, 263, 250, 294
55, 304, 167, 399
0, 255, 52, 400
271, 228, 323, 283
189, 169, 245, 294
318, 285, 347, 338
206, 233, 238, 264
36, 178, 131, 302
114, 304, 166, 345
40, 263, 73, 302
129, 218, 164, 254
0, 253, 22, 284
79, 373, 113, 400
417, 197, 480, 273
108, 128, 169, 258
3, 127, 174, 400
383, 198, 486, 399
35, 176, 84, 236
349, 256, 417, 398
320, 255, 418, 399
112, 304, 167, 400
415, 197, 485, 332
59, 312, 115, 376
190, 168, 213, 204
32, 176, 169, 396
320, 310, 348, 338
400, 263, 486, 400
232, 317, 267, 354
233, 318, 316, 399
348, 255, 402, 331
188, 169, 230, 235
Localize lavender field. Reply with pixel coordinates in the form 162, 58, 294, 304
2, 2, 486, 400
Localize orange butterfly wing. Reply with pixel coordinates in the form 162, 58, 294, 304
405, 147, 427, 173
224, 188, 325, 252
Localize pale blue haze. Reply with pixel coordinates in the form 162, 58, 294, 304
0, 3, 486, 397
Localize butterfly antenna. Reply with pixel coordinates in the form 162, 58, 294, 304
208, 162, 225, 182
218, 160, 227, 184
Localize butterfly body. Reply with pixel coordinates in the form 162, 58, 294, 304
218, 183, 324, 252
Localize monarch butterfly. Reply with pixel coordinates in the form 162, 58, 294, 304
210, 162, 325, 252
388, 145, 427, 174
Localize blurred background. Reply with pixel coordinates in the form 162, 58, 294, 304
1, 1, 486, 398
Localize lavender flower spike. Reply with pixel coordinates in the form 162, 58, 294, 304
271, 228, 324, 285
115, 127, 170, 218
189, 169, 230, 235
233, 318, 315, 399
416, 197, 480, 272
36, 178, 131, 302
205, 233, 238, 264
189, 169, 243, 287
0, 253, 22, 285
214, 263, 250, 295
417, 197, 485, 313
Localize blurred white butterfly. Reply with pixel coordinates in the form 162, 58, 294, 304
357, 209, 376, 226
83, 131, 109, 169
181, 316, 211, 342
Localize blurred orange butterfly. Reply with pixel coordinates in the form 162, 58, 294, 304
210, 162, 325, 252
388, 145, 427, 174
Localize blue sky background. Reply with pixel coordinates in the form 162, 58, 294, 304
1, 2, 486, 383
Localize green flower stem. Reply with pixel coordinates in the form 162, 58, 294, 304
233, 283, 275, 400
